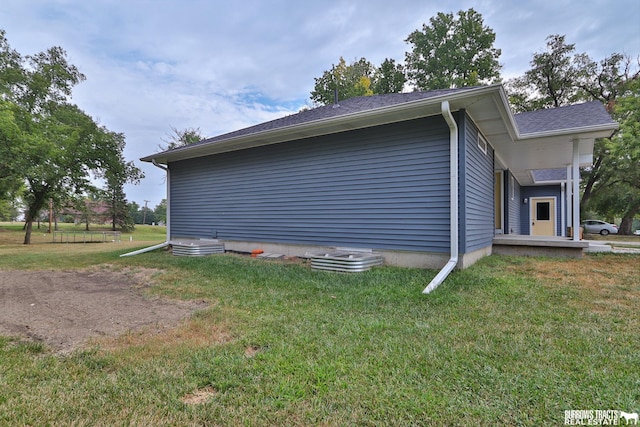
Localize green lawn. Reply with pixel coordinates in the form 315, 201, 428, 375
0, 228, 638, 426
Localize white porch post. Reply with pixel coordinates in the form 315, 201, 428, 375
566, 164, 572, 236
572, 140, 580, 241
560, 182, 566, 237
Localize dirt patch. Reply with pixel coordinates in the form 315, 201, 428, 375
181, 386, 217, 405
0, 268, 207, 353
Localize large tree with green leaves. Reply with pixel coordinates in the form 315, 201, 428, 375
99, 130, 144, 231
0, 29, 143, 243
310, 56, 405, 106
404, 8, 501, 90
506, 35, 593, 112
586, 79, 640, 234
506, 34, 639, 232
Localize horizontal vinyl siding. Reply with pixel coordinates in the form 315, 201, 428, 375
520, 185, 563, 235
169, 116, 451, 252
461, 114, 494, 253
506, 171, 521, 234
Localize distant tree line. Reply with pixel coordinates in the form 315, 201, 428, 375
128, 199, 167, 225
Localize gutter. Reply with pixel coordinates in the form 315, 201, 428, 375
152, 159, 167, 171
120, 159, 170, 258
142, 85, 506, 165
423, 101, 459, 294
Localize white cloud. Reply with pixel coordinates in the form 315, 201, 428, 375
1, 0, 638, 207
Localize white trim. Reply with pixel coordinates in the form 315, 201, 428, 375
530, 196, 558, 237
478, 133, 488, 155
572, 140, 581, 242
560, 182, 566, 237
510, 175, 515, 201
495, 171, 504, 234
566, 164, 572, 230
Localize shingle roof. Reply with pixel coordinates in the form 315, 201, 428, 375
513, 101, 616, 135
164, 87, 476, 154
150, 86, 617, 161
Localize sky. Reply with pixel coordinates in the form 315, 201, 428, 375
1, 0, 639, 209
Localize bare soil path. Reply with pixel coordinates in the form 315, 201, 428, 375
0, 268, 205, 353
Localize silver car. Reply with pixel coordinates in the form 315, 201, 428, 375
582, 220, 618, 236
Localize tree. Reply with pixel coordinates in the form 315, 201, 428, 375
99, 130, 144, 232
128, 201, 141, 224
0, 198, 19, 221
589, 79, 640, 234
154, 199, 167, 224
372, 58, 406, 95
311, 57, 374, 105
310, 57, 405, 106
159, 126, 204, 151
0, 99, 24, 202
0, 30, 141, 243
506, 35, 590, 112
404, 8, 501, 90
505, 33, 640, 232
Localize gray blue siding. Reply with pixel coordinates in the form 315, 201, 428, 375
520, 185, 563, 235
459, 112, 495, 253
169, 116, 452, 253
505, 170, 521, 234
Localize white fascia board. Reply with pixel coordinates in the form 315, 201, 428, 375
143, 86, 507, 164
516, 123, 618, 141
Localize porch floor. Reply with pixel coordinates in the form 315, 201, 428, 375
492, 235, 588, 258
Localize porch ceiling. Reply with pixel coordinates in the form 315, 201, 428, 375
464, 94, 616, 186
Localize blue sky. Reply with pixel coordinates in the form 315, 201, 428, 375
1, 0, 638, 209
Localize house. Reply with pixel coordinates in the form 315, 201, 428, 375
141, 84, 617, 275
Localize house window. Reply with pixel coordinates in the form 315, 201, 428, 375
478, 134, 488, 155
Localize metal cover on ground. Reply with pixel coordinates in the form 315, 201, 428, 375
305, 250, 383, 272
169, 239, 225, 256
257, 253, 285, 259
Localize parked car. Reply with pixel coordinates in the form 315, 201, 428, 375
581, 220, 618, 236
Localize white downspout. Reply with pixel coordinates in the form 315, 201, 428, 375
120, 159, 170, 258
423, 101, 459, 294
152, 159, 171, 242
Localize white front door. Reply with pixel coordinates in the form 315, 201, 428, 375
531, 197, 556, 236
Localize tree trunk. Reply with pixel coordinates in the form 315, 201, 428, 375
23, 216, 33, 244
22, 187, 48, 244
619, 201, 640, 235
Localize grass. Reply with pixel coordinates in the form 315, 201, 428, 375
585, 233, 640, 241
0, 221, 166, 268
0, 224, 638, 426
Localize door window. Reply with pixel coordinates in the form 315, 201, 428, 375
536, 202, 550, 221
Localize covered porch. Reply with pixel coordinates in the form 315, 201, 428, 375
479, 101, 618, 248
492, 234, 589, 258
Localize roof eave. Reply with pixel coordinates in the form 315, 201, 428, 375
516, 122, 619, 141
142, 85, 507, 164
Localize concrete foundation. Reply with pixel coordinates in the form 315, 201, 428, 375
220, 240, 453, 269
492, 235, 588, 258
